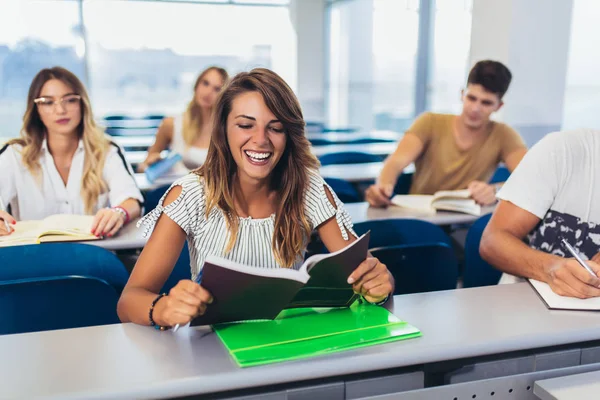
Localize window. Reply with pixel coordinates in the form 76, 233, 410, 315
562, 0, 600, 129
0, 0, 84, 141
428, 0, 473, 114
82, 0, 297, 118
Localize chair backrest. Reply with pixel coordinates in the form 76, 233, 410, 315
393, 172, 414, 195
0, 243, 129, 293
0, 276, 121, 335
463, 213, 501, 288
319, 151, 383, 166
490, 166, 510, 184
324, 178, 361, 203
143, 183, 171, 215
160, 242, 192, 293
353, 219, 453, 248
370, 243, 459, 295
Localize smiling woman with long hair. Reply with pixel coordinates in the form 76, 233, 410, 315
117, 68, 394, 330
0, 67, 143, 237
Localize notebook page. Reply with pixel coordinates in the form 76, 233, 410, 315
390, 195, 435, 213
39, 214, 95, 235
529, 279, 600, 310
0, 220, 42, 246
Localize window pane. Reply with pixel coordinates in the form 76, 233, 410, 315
0, 0, 84, 141
562, 0, 600, 129
326, 0, 419, 132
83, 0, 296, 117
428, 0, 473, 114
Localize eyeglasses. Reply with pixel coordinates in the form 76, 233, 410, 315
34, 94, 82, 113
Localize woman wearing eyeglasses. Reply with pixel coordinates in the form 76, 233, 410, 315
0, 66, 143, 237
137, 66, 229, 173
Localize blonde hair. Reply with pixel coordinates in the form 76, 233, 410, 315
182, 66, 229, 146
197, 68, 319, 267
9, 66, 109, 214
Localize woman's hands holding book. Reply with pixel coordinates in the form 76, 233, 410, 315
347, 257, 394, 304
154, 280, 214, 327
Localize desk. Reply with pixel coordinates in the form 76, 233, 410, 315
312, 142, 397, 158
306, 129, 401, 143
2, 283, 600, 399
534, 370, 600, 400
82, 217, 147, 251
345, 202, 495, 226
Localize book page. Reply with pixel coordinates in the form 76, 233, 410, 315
432, 198, 481, 216
390, 195, 435, 214
39, 214, 95, 235
529, 279, 600, 310
0, 220, 42, 247
433, 189, 472, 201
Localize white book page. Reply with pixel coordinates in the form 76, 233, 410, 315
529, 279, 600, 310
300, 232, 369, 274
0, 220, 42, 246
39, 214, 95, 234
433, 199, 481, 216
204, 255, 310, 284
433, 189, 472, 201
390, 195, 435, 213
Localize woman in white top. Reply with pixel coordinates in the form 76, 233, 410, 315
137, 66, 229, 172
0, 67, 143, 238
117, 68, 394, 330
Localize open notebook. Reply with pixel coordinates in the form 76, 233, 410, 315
0, 214, 98, 247
529, 279, 600, 311
391, 189, 481, 216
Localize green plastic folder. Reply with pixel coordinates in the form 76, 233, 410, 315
214, 303, 421, 367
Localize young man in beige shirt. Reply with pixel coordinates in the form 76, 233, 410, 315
366, 60, 528, 207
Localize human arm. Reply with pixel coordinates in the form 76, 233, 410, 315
116, 186, 213, 327
137, 117, 175, 172
480, 200, 600, 298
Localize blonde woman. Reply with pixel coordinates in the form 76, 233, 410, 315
137, 66, 229, 173
0, 67, 143, 238
117, 69, 394, 329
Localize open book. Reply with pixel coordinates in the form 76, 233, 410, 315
529, 279, 600, 311
391, 189, 481, 216
0, 214, 98, 247
191, 231, 370, 326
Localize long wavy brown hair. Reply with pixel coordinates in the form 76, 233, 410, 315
8, 67, 109, 214
198, 68, 319, 267
182, 66, 229, 146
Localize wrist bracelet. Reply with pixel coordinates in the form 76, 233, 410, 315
112, 206, 130, 224
149, 293, 170, 331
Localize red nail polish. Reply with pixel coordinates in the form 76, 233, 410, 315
11, 221, 16, 225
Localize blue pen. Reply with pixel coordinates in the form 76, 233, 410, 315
172, 270, 203, 332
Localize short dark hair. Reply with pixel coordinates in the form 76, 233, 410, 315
467, 60, 512, 99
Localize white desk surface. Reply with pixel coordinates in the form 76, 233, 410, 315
2, 283, 600, 400
305, 129, 401, 142
534, 370, 600, 400
82, 217, 148, 251
345, 202, 495, 226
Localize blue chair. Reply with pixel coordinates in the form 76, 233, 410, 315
370, 243, 459, 295
143, 184, 171, 215
0, 243, 129, 293
324, 177, 361, 203
353, 219, 453, 249
160, 242, 192, 293
463, 213, 501, 288
393, 172, 413, 195
490, 166, 510, 184
319, 151, 383, 166
0, 276, 121, 335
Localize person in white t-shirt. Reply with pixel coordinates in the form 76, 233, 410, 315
0, 67, 143, 238
480, 129, 600, 299
137, 66, 229, 173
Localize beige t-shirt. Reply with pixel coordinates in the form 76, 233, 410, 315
407, 112, 525, 195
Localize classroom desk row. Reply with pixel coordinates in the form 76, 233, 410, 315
89, 201, 486, 251
2, 283, 600, 399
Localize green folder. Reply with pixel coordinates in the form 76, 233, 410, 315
214, 303, 421, 367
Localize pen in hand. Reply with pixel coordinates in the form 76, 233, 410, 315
172, 270, 204, 333
561, 238, 597, 278
0, 197, 12, 233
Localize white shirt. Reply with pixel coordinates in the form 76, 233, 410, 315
0, 138, 144, 220
171, 113, 208, 171
496, 129, 600, 283
138, 171, 356, 281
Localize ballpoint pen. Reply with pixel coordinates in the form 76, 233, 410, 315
172, 270, 204, 332
0, 197, 11, 233
561, 238, 597, 278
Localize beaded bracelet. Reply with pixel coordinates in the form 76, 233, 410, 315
112, 206, 130, 224
149, 293, 170, 331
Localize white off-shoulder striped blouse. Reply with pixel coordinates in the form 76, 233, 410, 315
138, 171, 356, 280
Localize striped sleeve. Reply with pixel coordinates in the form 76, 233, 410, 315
304, 170, 357, 240
137, 174, 205, 237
